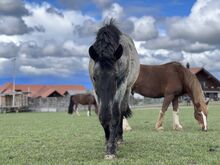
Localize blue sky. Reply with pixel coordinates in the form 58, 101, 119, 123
0, 0, 220, 89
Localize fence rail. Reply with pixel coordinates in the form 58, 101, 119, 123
2, 96, 219, 113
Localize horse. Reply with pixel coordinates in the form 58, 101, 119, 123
68, 93, 98, 116
132, 62, 209, 131
88, 20, 140, 159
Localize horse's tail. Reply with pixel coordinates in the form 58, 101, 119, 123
68, 96, 74, 114
122, 105, 132, 118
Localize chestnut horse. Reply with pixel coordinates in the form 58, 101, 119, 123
132, 62, 209, 131
68, 93, 98, 116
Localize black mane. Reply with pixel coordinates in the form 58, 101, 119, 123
93, 19, 122, 67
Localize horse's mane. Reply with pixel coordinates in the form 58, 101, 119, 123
165, 61, 182, 66
93, 19, 122, 67
175, 63, 207, 111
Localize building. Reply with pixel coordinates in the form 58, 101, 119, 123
0, 83, 87, 98
0, 83, 87, 112
189, 67, 220, 100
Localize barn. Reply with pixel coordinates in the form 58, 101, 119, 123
189, 67, 220, 101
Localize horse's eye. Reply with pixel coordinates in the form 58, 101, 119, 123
93, 76, 96, 81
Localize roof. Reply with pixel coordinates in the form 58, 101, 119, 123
0, 83, 13, 93
189, 67, 220, 85
189, 67, 203, 74
0, 83, 87, 98
65, 89, 88, 95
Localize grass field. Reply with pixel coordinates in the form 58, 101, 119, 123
0, 105, 219, 165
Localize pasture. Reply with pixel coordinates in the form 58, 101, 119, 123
0, 105, 219, 165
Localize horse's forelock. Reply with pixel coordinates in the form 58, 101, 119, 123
93, 20, 121, 63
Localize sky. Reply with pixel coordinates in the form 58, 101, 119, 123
0, 0, 220, 89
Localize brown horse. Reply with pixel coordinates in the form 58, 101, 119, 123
68, 93, 98, 116
132, 62, 209, 131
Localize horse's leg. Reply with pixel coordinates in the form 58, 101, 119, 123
116, 115, 124, 144
94, 103, 99, 115
123, 117, 132, 131
87, 105, 91, 116
155, 95, 174, 130
99, 111, 110, 152
172, 96, 183, 130
71, 102, 75, 117
117, 89, 132, 144
105, 102, 120, 159
75, 104, 80, 116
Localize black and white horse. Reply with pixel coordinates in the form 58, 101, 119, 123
88, 20, 140, 159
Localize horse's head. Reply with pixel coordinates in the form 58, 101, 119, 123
89, 44, 123, 112
194, 100, 209, 131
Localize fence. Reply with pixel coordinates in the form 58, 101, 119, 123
13, 96, 220, 113
28, 96, 91, 112
28, 96, 165, 112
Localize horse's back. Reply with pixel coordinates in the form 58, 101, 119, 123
71, 93, 94, 105
138, 63, 183, 84
133, 63, 185, 97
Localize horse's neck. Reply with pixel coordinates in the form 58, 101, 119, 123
188, 79, 205, 107
119, 35, 140, 88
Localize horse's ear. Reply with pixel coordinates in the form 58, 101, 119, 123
114, 44, 123, 61
206, 100, 209, 105
89, 46, 99, 61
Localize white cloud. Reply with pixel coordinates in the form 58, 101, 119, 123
0, 42, 19, 58
142, 36, 215, 53
23, 3, 73, 42
58, 0, 112, 10
168, 0, 220, 44
0, 0, 220, 82
0, 0, 29, 16
62, 40, 88, 57
129, 16, 158, 41
93, 0, 112, 8
74, 19, 98, 37
0, 58, 12, 76
18, 55, 88, 77
184, 41, 215, 53
0, 16, 32, 35
102, 3, 124, 20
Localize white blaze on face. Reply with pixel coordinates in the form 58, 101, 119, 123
201, 111, 207, 131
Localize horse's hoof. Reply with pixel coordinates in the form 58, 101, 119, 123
156, 126, 164, 131
123, 127, 132, 131
117, 139, 124, 145
173, 124, 183, 131
104, 154, 116, 160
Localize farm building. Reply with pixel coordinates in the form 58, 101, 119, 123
189, 67, 220, 101
0, 91, 29, 112
0, 83, 87, 112
0, 83, 87, 98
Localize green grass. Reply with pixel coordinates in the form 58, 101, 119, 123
0, 105, 220, 165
